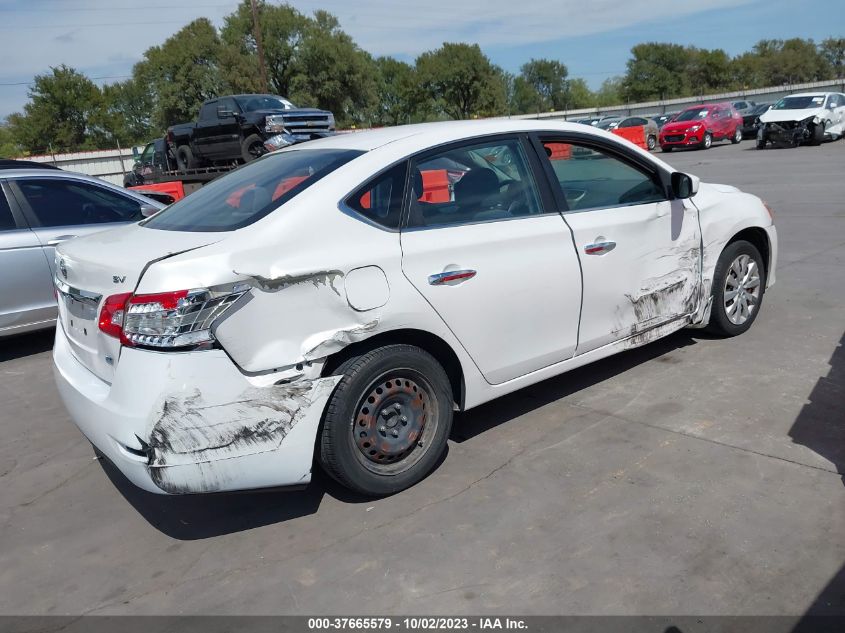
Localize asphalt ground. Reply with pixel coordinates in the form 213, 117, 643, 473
1, 138, 843, 616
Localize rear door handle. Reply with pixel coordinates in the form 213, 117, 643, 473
47, 235, 78, 246
428, 269, 476, 286
584, 241, 616, 255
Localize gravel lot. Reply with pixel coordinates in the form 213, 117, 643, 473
1, 139, 843, 616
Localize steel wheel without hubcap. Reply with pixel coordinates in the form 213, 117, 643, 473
723, 254, 761, 325
352, 370, 439, 475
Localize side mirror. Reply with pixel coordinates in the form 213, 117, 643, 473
671, 172, 699, 199
140, 204, 160, 218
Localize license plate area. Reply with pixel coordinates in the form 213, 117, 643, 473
56, 280, 102, 349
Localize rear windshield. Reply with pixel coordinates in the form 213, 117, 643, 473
772, 95, 825, 110
142, 149, 362, 232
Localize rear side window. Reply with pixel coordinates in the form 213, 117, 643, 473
15, 179, 142, 227
199, 102, 217, 120
346, 162, 407, 229
0, 190, 16, 231
144, 149, 362, 232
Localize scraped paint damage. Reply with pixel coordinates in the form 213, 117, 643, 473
146, 377, 339, 494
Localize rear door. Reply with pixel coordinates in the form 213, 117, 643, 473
215, 97, 243, 159
533, 134, 702, 354
193, 100, 219, 159
7, 176, 144, 280
0, 182, 56, 333
399, 135, 582, 385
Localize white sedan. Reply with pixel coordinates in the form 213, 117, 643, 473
53, 120, 777, 496
757, 91, 845, 147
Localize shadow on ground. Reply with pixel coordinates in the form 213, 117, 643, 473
0, 329, 54, 362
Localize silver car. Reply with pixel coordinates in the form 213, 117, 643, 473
0, 163, 162, 337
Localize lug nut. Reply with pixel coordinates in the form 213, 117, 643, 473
394, 403, 402, 411
379, 426, 387, 434
391, 430, 399, 438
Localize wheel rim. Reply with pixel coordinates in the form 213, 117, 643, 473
724, 254, 761, 325
704, 134, 712, 148
648, 136, 656, 150
352, 370, 439, 475
248, 141, 265, 159
735, 128, 742, 142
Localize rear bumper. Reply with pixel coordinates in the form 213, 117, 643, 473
53, 325, 339, 495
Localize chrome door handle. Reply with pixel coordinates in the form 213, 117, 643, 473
428, 269, 477, 286
584, 241, 616, 255
47, 234, 78, 246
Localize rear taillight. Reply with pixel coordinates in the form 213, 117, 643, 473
98, 285, 248, 349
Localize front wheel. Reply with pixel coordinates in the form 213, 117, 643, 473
706, 240, 766, 337
241, 134, 267, 163
701, 132, 713, 150
731, 127, 742, 144
319, 344, 454, 496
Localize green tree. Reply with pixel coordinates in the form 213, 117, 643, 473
220, 0, 307, 96
595, 77, 624, 107
687, 48, 732, 93
567, 78, 595, 109
100, 79, 155, 146
521, 58, 569, 111
7, 65, 108, 153
133, 18, 224, 129
0, 124, 21, 157
416, 43, 505, 119
623, 43, 691, 101
374, 56, 421, 125
751, 38, 828, 85
820, 38, 845, 78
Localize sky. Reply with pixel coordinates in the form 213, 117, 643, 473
0, 0, 843, 119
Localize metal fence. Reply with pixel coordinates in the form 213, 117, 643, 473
18, 146, 137, 186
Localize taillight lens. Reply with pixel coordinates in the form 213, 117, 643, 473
98, 292, 132, 339
98, 285, 247, 349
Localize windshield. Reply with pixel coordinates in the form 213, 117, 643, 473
772, 95, 825, 110
236, 96, 295, 112
143, 149, 362, 232
675, 108, 710, 122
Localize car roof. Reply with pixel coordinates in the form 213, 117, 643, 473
0, 167, 164, 205
0, 159, 61, 170
787, 92, 829, 98
285, 119, 618, 153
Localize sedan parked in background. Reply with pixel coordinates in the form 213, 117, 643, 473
660, 103, 743, 151
53, 120, 776, 498
652, 112, 679, 128
613, 116, 660, 150
757, 92, 845, 148
741, 103, 772, 138
0, 164, 162, 337
732, 100, 757, 116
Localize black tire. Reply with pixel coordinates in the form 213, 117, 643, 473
123, 172, 141, 187
319, 344, 453, 496
175, 145, 198, 170
756, 137, 767, 150
647, 135, 657, 151
706, 240, 767, 337
241, 134, 267, 163
661, 145, 672, 153
730, 126, 742, 144
700, 131, 713, 150
811, 122, 825, 146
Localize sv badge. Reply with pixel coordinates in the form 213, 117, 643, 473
113, 275, 126, 284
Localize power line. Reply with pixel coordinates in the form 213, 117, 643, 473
0, 74, 132, 87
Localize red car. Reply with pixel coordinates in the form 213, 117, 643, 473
659, 103, 743, 151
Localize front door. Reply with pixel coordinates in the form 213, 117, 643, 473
534, 135, 702, 354
400, 135, 583, 385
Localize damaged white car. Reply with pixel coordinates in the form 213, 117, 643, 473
757, 92, 845, 148
53, 120, 778, 496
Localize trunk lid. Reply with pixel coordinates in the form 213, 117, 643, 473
55, 223, 222, 383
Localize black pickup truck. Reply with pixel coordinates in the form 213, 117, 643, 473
167, 94, 335, 169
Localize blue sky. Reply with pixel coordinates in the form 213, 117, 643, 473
0, 0, 842, 118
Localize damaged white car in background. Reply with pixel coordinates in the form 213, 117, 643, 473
757, 92, 845, 148
53, 120, 778, 496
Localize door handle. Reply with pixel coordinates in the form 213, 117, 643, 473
584, 241, 616, 255
47, 235, 78, 246
428, 269, 476, 286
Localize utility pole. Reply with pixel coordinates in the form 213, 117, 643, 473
250, 0, 269, 93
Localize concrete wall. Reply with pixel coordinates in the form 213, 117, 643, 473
506, 78, 845, 121
20, 148, 136, 186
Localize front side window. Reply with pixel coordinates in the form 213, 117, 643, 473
406, 138, 543, 228
144, 149, 362, 232
539, 139, 666, 211
15, 179, 142, 227
199, 102, 217, 120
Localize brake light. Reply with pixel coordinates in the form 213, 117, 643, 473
98, 292, 132, 339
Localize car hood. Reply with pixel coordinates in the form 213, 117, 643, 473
759, 107, 826, 123
662, 120, 706, 133
251, 108, 331, 117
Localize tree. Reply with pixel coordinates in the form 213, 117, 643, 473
416, 43, 505, 119
6, 65, 108, 153
100, 79, 155, 146
623, 43, 691, 101
595, 77, 624, 107
220, 0, 308, 96
687, 48, 732, 93
820, 38, 845, 78
750, 38, 828, 85
567, 78, 595, 109
133, 18, 224, 130
0, 124, 21, 157
374, 57, 421, 125
521, 58, 569, 111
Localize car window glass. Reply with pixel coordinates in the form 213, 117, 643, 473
406, 138, 542, 228
675, 109, 710, 122
346, 162, 407, 229
139, 144, 155, 164
540, 140, 666, 211
826, 95, 839, 108
144, 149, 362, 232
218, 97, 238, 116
16, 179, 143, 227
0, 190, 16, 231
199, 102, 217, 120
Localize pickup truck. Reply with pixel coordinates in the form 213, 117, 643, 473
166, 94, 335, 169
